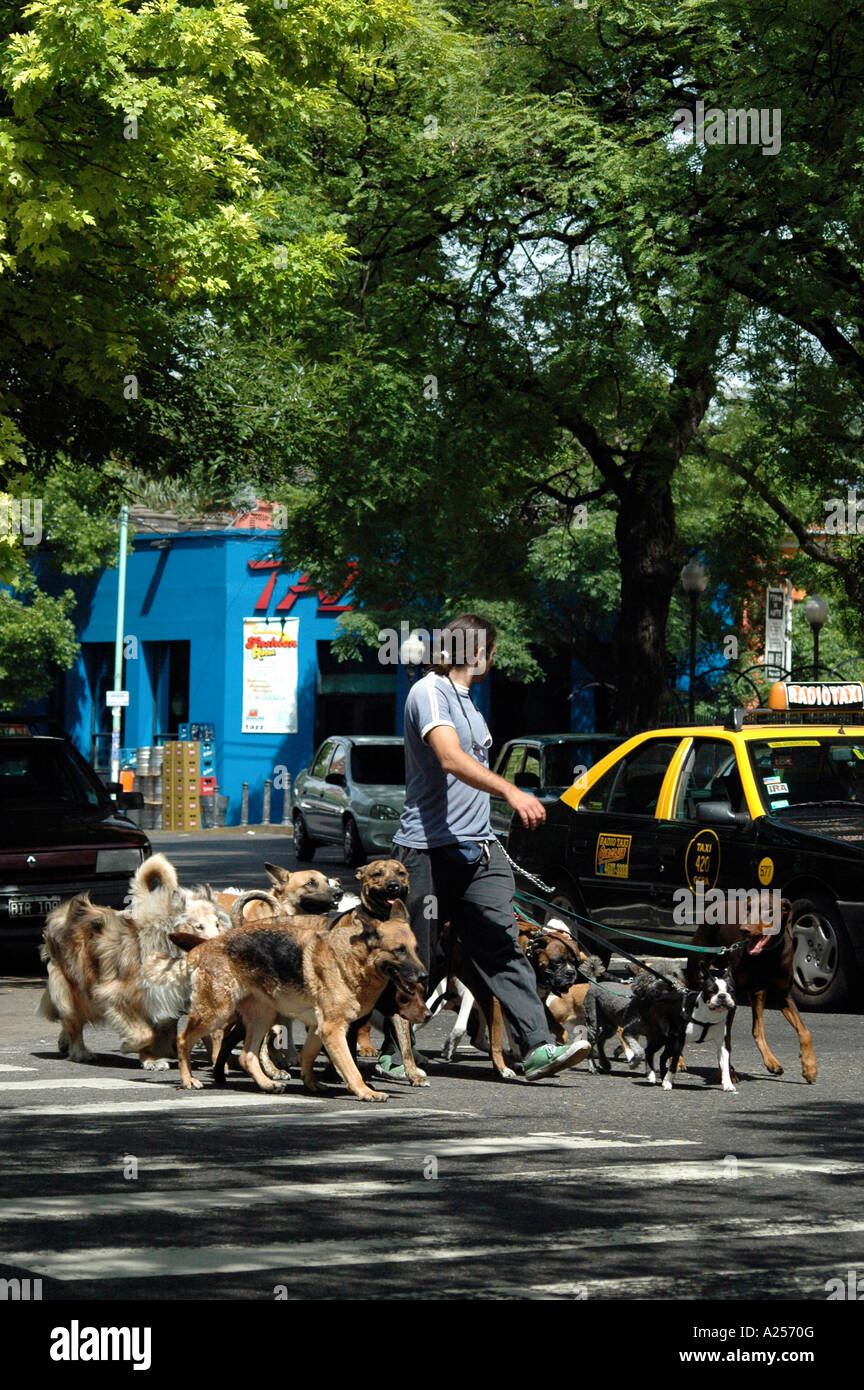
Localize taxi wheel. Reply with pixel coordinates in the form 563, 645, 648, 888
292, 813, 315, 862
790, 897, 856, 1011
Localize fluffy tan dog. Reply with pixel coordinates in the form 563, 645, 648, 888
38, 854, 227, 1069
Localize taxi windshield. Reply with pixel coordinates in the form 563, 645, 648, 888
748, 737, 864, 812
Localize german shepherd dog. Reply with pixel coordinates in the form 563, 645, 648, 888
214, 869, 343, 1077
215, 860, 417, 1082
215, 866, 341, 924
38, 854, 227, 1068
174, 892, 426, 1101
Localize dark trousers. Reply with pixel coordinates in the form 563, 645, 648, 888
380, 840, 551, 1062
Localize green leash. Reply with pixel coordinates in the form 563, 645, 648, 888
513, 887, 725, 955
515, 902, 633, 995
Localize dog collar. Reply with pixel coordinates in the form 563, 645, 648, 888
684, 990, 715, 1044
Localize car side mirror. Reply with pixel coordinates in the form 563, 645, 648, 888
514, 771, 541, 789
118, 791, 144, 810
325, 771, 347, 788
695, 799, 741, 826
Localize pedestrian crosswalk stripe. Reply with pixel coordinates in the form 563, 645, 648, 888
0, 1090, 330, 1115
0, 1065, 36, 1072
8, 1211, 864, 1281
254, 1132, 697, 1166
0, 1078, 145, 1093
2, 1155, 857, 1224
0, 1093, 478, 1119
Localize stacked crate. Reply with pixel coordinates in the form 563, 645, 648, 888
162, 741, 201, 830
134, 745, 164, 831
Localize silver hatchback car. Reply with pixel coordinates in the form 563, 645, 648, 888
290, 736, 405, 866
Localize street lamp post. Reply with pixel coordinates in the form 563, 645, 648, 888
399, 629, 427, 688
110, 504, 129, 785
680, 560, 709, 722
804, 594, 829, 680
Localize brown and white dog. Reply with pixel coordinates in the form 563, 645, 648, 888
173, 893, 427, 1101
431, 916, 587, 1079
38, 854, 227, 1069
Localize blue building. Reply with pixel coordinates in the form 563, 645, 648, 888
50, 504, 409, 825
29, 503, 600, 823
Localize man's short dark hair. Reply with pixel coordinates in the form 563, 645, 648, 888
432, 614, 497, 672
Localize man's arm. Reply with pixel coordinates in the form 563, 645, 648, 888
426, 725, 546, 829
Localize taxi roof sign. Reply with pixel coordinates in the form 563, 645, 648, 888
768, 681, 864, 711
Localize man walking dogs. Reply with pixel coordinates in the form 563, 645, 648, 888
376, 613, 591, 1081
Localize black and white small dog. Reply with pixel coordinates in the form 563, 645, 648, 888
632, 960, 737, 1092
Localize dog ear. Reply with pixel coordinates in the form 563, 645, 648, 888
350, 922, 381, 949
265, 863, 289, 885
387, 899, 409, 921
67, 893, 93, 923
354, 866, 366, 883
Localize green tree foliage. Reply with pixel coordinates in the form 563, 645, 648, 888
277, 0, 864, 727
0, 0, 417, 703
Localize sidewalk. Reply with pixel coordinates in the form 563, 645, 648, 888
148, 826, 294, 839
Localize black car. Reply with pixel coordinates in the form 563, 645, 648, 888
508, 698, 864, 1009
0, 722, 150, 945
490, 733, 622, 840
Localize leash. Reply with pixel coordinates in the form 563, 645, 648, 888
514, 901, 686, 995
498, 837, 724, 955
512, 885, 726, 955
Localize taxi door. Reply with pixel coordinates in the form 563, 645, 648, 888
570, 735, 683, 931
651, 735, 764, 944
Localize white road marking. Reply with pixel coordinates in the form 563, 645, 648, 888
261, 1133, 696, 1166
563, 1261, 864, 1299
0, 1078, 145, 1092
3, 1155, 858, 1224
9, 1212, 864, 1281
0, 1091, 331, 1116
0, 1093, 477, 1119
0, 1065, 36, 1073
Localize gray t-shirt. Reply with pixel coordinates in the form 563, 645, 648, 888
393, 671, 494, 849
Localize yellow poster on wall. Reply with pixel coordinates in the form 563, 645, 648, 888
241, 617, 299, 734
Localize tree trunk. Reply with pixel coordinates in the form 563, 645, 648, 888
611, 466, 678, 733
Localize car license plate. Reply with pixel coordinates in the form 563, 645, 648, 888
8, 897, 62, 917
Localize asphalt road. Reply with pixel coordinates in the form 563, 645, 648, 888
2, 830, 863, 1326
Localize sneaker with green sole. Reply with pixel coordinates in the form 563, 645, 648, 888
374, 1054, 408, 1081
523, 1039, 592, 1081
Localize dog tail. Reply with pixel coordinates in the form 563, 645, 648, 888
38, 963, 77, 1023
230, 889, 280, 927
132, 853, 179, 898
169, 931, 209, 953
37, 985, 60, 1020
